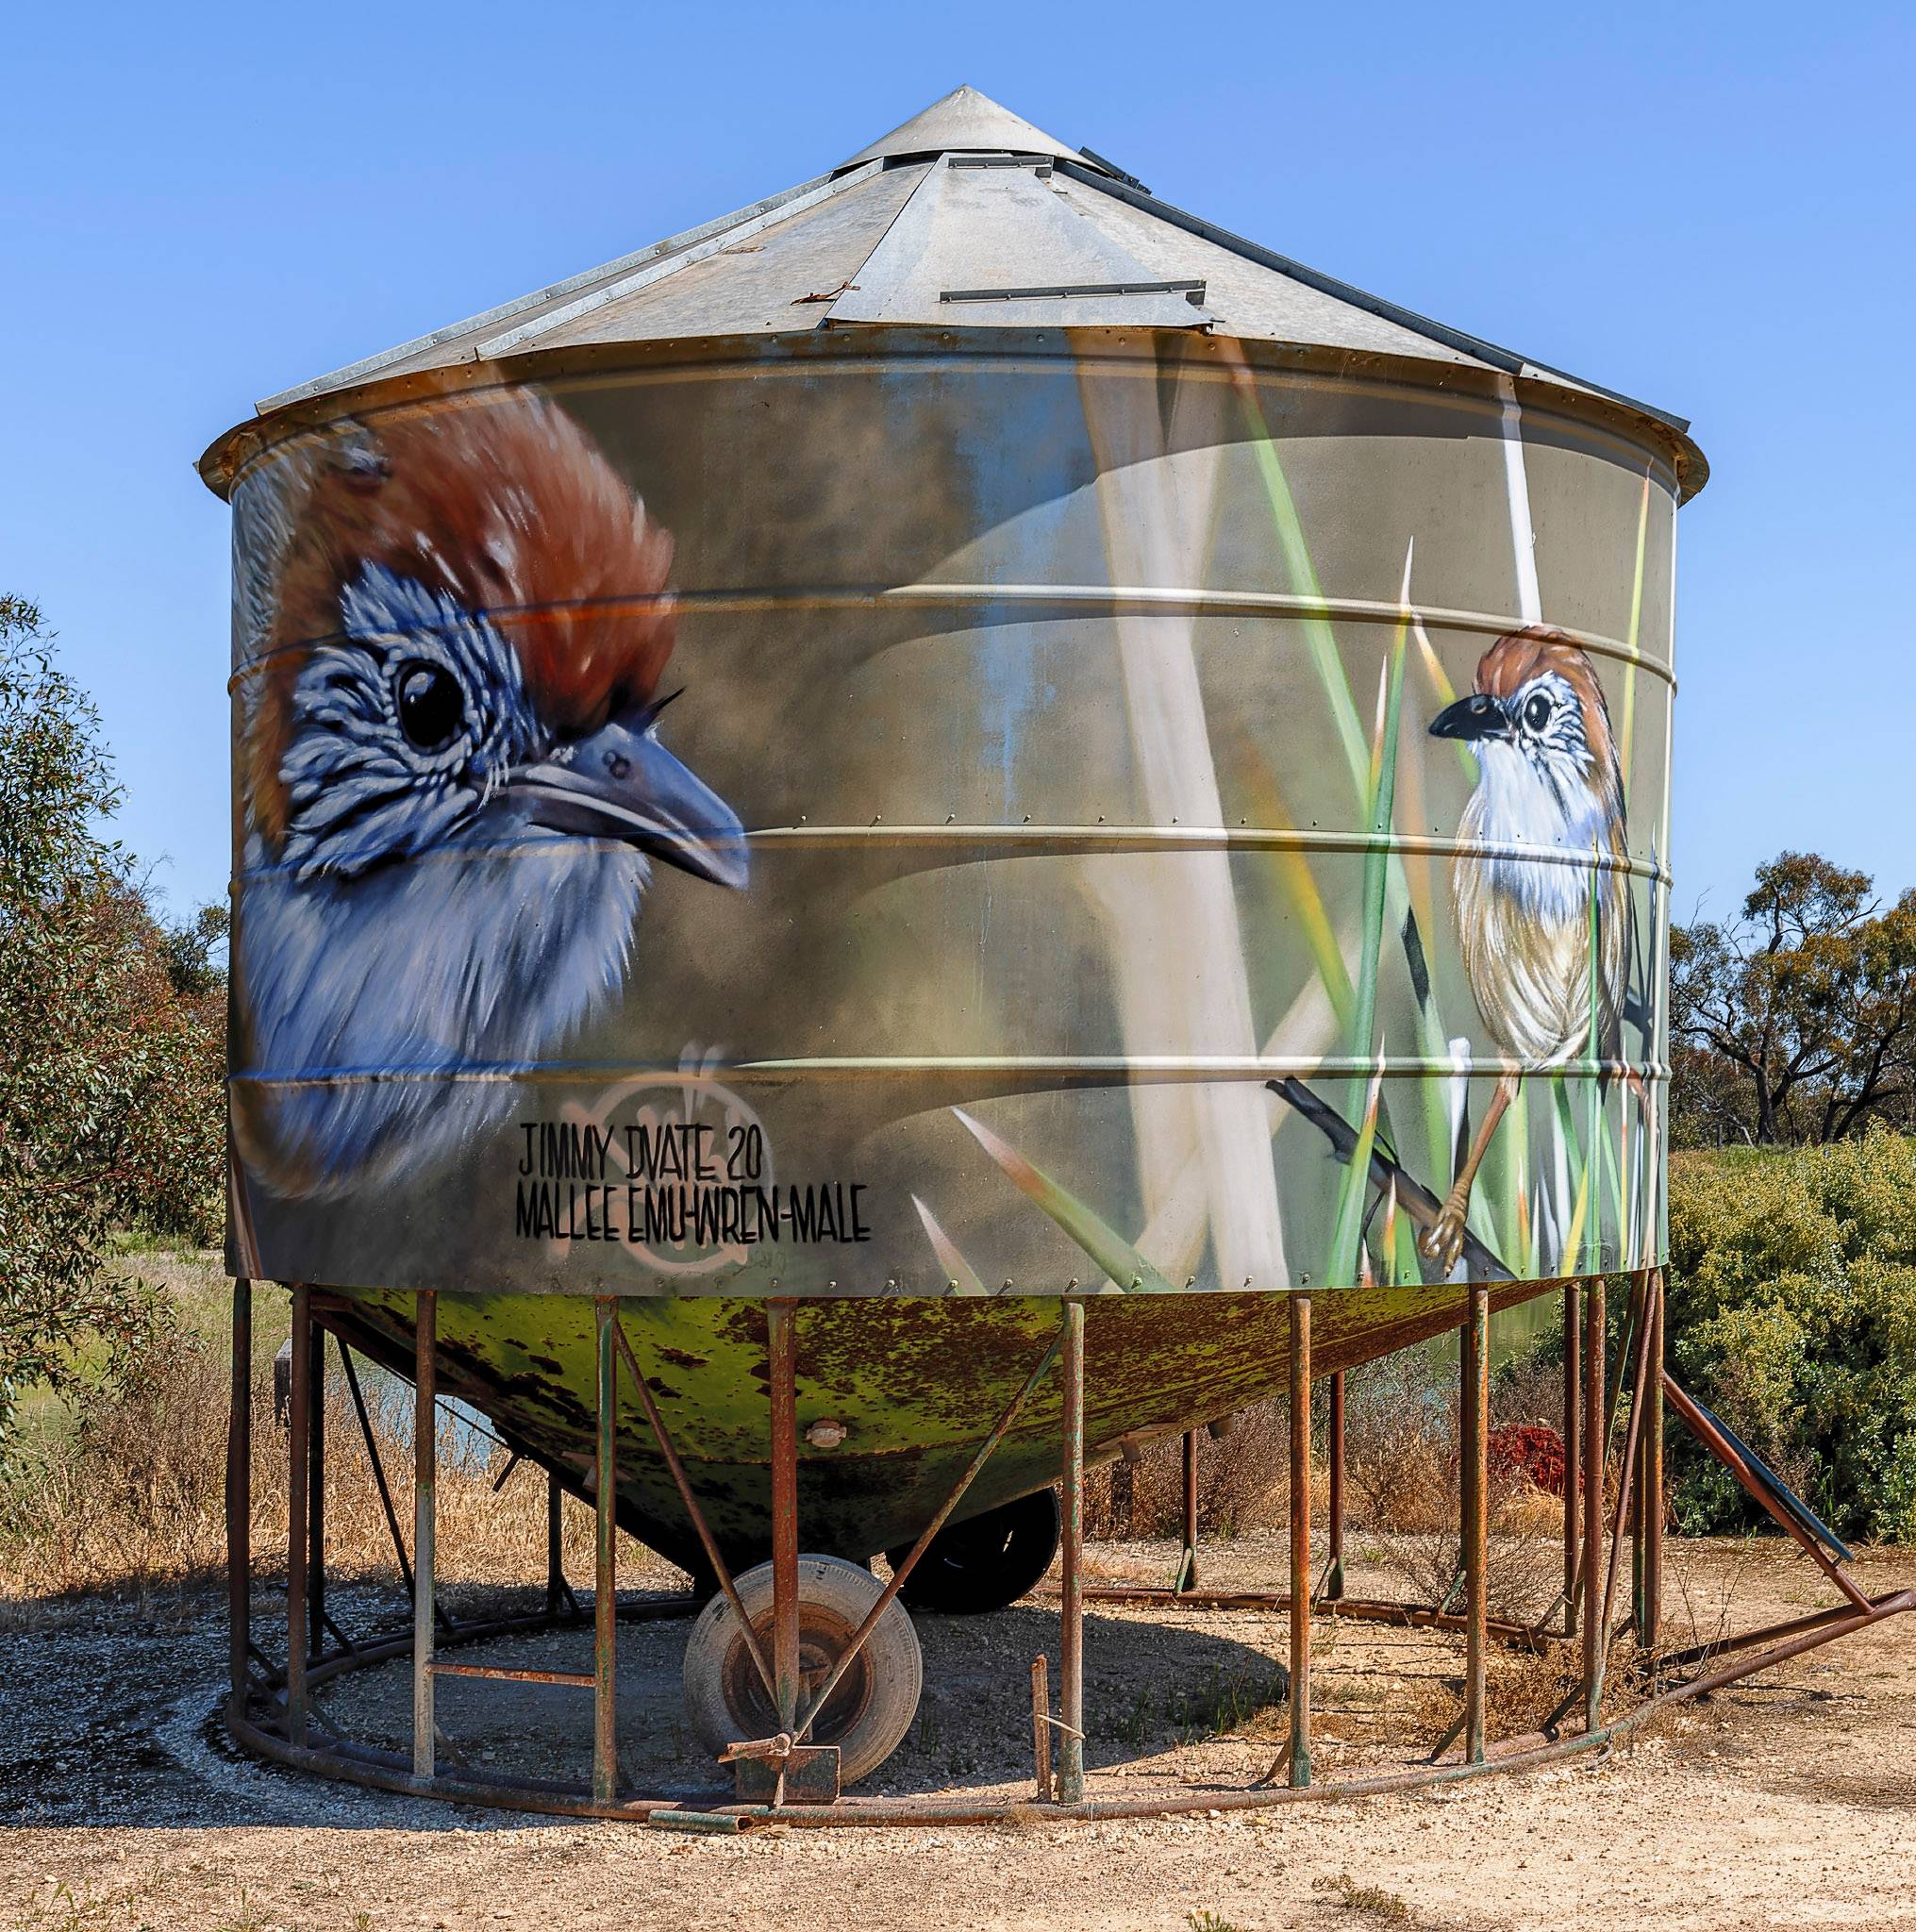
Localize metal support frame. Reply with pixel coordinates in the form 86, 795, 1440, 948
1599, 1279, 1658, 1648
1562, 1280, 1582, 1637
1637, 1273, 1665, 1646
226, 1279, 252, 1728
1663, 1370, 1871, 1612
287, 1284, 311, 1746
307, 1306, 326, 1655
225, 1265, 1916, 1829
1326, 1372, 1346, 1603
1288, 1293, 1312, 1789
1058, 1300, 1087, 1805
594, 1297, 620, 1803
1462, 1283, 1490, 1764
1581, 1276, 1606, 1732
1178, 1430, 1200, 1593
412, 1290, 436, 1779
767, 1299, 802, 1733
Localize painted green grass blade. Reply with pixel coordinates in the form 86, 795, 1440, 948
1231, 369, 1371, 794
1327, 625, 1408, 1283
1329, 1069, 1386, 1283
911, 1194, 989, 1296
953, 1108, 1178, 1293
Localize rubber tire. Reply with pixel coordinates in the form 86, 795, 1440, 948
886, 1488, 1062, 1615
682, 1555, 921, 1787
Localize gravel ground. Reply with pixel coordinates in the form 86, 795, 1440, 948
4, 1539, 1914, 1931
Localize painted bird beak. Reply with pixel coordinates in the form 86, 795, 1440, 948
1429, 692, 1510, 742
509, 708, 750, 890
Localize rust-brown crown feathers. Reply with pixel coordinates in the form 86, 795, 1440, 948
244, 391, 676, 848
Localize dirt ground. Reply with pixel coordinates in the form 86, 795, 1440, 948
4, 1538, 1914, 1932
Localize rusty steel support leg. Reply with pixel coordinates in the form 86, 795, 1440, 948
1601, 1278, 1656, 1645
594, 1297, 619, 1805
307, 1308, 325, 1656
1562, 1280, 1582, 1637
286, 1285, 311, 1746
1179, 1431, 1200, 1594
226, 1279, 252, 1730
412, 1290, 436, 1780
1030, 1655, 1052, 1801
1463, 1282, 1490, 1764
1326, 1372, 1346, 1603
1058, 1300, 1086, 1805
1639, 1271, 1665, 1648
1582, 1276, 1606, 1732
767, 1298, 801, 1734
1289, 1293, 1312, 1789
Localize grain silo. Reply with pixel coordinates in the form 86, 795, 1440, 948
199, 89, 1881, 1826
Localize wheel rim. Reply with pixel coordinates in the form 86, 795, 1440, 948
718, 1602, 875, 1746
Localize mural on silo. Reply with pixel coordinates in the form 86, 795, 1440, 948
227, 334, 1674, 1300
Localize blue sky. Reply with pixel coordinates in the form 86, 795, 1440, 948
5, 2, 1911, 925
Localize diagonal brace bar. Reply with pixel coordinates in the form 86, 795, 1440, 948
1662, 1373, 1871, 1613
794, 1327, 1066, 1741
608, 1317, 777, 1704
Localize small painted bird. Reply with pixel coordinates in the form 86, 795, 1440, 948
1418, 626, 1627, 1271
231, 390, 747, 1201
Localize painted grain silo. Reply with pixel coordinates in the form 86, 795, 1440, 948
202, 89, 1718, 1815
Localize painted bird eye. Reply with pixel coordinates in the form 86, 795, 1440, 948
395, 659, 464, 752
1522, 691, 1553, 733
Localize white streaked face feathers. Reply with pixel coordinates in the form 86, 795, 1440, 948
277, 565, 546, 881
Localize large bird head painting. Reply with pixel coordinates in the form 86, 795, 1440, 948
232, 391, 747, 1201
1419, 626, 1629, 1269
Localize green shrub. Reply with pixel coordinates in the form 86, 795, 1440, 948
1665, 1132, 1916, 1542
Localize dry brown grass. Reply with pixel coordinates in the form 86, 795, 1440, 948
1086, 1397, 1291, 1541
0, 1303, 669, 1624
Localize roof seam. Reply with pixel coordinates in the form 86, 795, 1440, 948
819, 157, 945, 329
476, 161, 884, 358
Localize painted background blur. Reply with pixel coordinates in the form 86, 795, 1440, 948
3, 0, 1911, 936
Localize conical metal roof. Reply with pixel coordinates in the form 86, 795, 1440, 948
236, 87, 1698, 490
833, 83, 1093, 174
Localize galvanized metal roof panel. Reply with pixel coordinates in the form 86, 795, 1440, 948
256, 167, 849, 412
824, 158, 1215, 333
1055, 172, 1487, 369
488, 161, 924, 352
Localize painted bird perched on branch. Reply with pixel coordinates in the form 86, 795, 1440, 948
1419, 627, 1628, 1272
231, 389, 747, 1201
